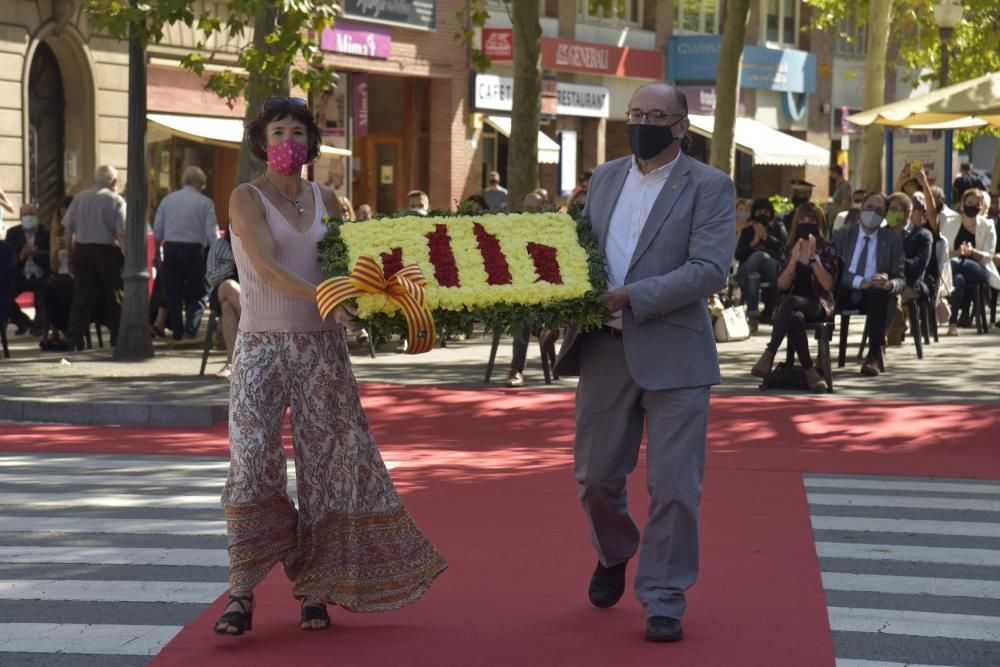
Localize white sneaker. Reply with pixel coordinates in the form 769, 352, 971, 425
214, 362, 232, 380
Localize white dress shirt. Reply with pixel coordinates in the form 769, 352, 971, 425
153, 186, 218, 247
605, 154, 680, 327
849, 228, 879, 289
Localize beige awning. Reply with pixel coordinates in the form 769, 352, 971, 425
147, 113, 352, 158
846, 72, 1000, 129
484, 116, 561, 164
687, 114, 830, 167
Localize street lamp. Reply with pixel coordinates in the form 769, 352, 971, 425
934, 0, 963, 87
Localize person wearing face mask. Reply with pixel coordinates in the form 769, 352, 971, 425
751, 203, 837, 391
734, 198, 788, 329
884, 193, 933, 346
6, 202, 51, 335
734, 198, 752, 235
553, 83, 735, 643
214, 98, 445, 638
832, 189, 868, 232
832, 193, 906, 376
781, 179, 814, 231
939, 188, 1000, 334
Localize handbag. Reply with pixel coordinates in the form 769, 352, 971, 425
714, 304, 751, 342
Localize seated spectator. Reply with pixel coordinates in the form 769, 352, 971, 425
832, 189, 867, 232
941, 188, 1000, 334
734, 197, 753, 236
751, 203, 837, 392
482, 170, 508, 211
205, 228, 240, 379
356, 203, 373, 221
463, 194, 489, 214
7, 203, 50, 335
338, 196, 355, 221
885, 192, 933, 346
407, 190, 430, 216
40, 196, 75, 351
832, 193, 905, 376
734, 198, 787, 329
566, 189, 587, 217
930, 185, 960, 237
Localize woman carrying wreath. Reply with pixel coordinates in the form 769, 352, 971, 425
214, 98, 446, 636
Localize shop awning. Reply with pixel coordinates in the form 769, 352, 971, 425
484, 116, 561, 164
147, 113, 351, 158
687, 114, 829, 167
846, 72, 1000, 129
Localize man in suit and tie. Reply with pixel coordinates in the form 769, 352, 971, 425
6, 203, 51, 335
832, 192, 905, 376
554, 82, 735, 643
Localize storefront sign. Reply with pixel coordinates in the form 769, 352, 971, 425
480, 30, 661, 79
320, 20, 392, 59
353, 73, 369, 139
472, 74, 610, 119
343, 0, 435, 30
667, 36, 816, 94
482, 28, 513, 61
891, 128, 946, 184
676, 85, 746, 116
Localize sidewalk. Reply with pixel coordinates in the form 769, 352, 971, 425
1, 319, 998, 426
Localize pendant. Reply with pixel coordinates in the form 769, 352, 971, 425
293, 200, 305, 215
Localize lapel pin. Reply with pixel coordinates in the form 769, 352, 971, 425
672, 184, 678, 190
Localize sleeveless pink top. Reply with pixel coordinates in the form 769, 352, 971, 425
231, 181, 336, 333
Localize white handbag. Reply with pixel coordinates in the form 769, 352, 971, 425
714, 304, 751, 342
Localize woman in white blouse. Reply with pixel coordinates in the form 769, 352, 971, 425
940, 188, 1000, 334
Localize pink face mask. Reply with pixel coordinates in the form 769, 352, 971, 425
266, 138, 309, 176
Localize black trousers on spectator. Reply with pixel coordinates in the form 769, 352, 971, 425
949, 258, 989, 324
10, 273, 47, 329
765, 296, 824, 370
44, 274, 74, 334
838, 287, 892, 360
67, 243, 123, 347
163, 242, 207, 340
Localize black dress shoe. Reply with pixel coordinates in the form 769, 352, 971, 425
588, 561, 627, 608
645, 616, 684, 642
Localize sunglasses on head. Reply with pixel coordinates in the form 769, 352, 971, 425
263, 97, 308, 110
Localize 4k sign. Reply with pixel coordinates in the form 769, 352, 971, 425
482, 28, 513, 61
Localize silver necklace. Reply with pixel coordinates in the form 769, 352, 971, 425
263, 174, 305, 214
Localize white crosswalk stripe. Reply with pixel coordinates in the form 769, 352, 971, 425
807, 473, 1000, 667
0, 452, 233, 662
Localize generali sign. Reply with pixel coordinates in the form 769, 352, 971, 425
481, 29, 662, 80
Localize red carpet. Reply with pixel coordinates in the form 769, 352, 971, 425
3, 388, 999, 666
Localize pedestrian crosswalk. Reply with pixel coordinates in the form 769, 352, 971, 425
0, 452, 232, 666
806, 473, 1000, 667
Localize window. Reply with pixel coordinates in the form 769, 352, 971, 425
674, 0, 725, 34
762, 0, 799, 47
578, 0, 643, 27
833, 13, 867, 57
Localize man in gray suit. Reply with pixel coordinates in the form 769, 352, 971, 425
554, 82, 735, 642
832, 192, 905, 376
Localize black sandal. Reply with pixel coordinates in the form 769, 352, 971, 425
300, 600, 331, 631
214, 593, 254, 636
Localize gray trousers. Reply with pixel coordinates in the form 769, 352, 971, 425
574, 329, 710, 619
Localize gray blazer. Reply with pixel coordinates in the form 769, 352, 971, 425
554, 153, 736, 391
831, 224, 906, 295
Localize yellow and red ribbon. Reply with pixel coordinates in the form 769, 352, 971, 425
316, 255, 436, 354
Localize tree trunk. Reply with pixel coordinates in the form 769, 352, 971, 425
992, 141, 1000, 198
709, 0, 751, 177
509, 0, 542, 210
860, 0, 893, 193
236, 7, 289, 186
113, 5, 153, 361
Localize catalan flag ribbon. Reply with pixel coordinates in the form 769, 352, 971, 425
316, 255, 436, 355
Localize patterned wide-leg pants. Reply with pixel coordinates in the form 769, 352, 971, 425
222, 329, 447, 612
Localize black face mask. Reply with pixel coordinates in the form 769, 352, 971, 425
627, 121, 680, 161
796, 224, 818, 241
752, 213, 771, 224
963, 205, 980, 218
791, 195, 810, 207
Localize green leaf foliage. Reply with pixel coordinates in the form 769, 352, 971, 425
86, 0, 341, 106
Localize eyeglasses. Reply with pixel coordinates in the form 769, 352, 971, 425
626, 109, 683, 125
263, 97, 308, 110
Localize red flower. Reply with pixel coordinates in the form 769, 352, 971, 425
526, 243, 563, 284
426, 224, 461, 287
380, 247, 404, 278
473, 223, 513, 285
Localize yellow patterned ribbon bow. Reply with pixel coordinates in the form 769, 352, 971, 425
316, 255, 436, 355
